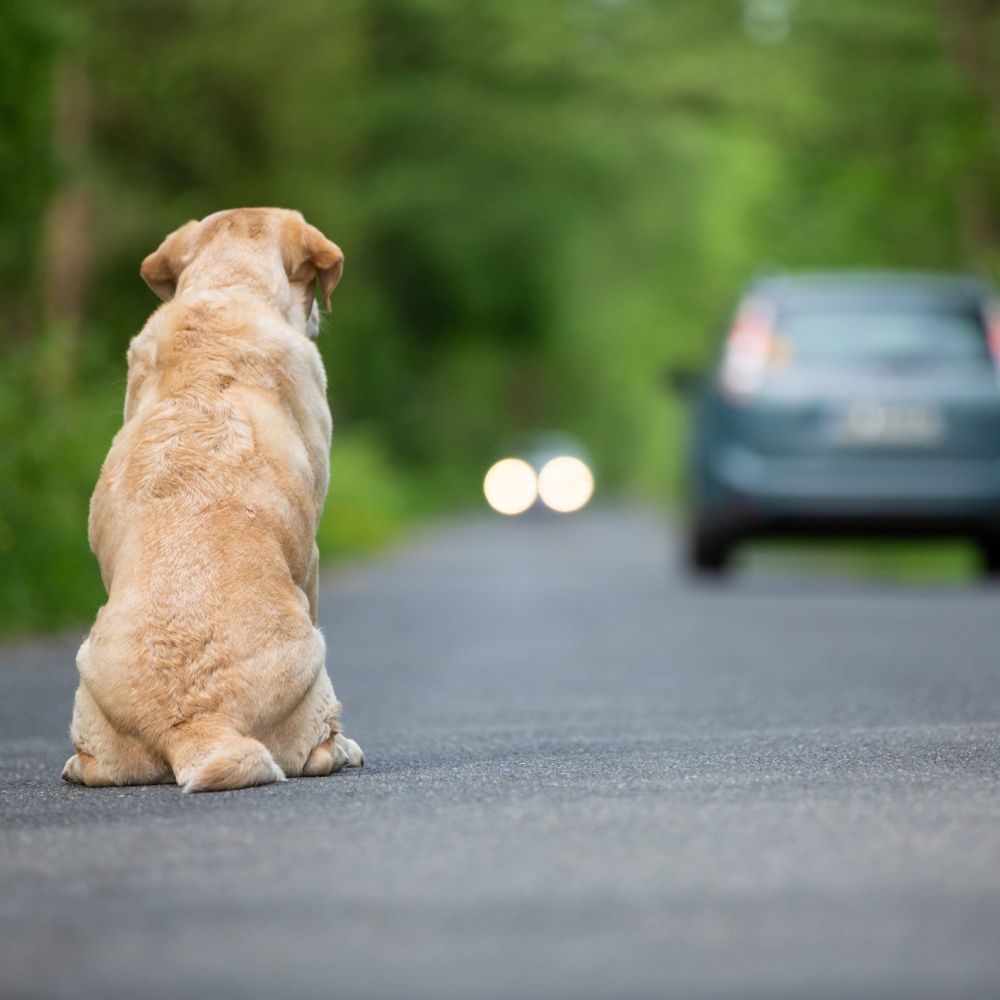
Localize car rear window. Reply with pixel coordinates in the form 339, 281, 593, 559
773, 306, 993, 371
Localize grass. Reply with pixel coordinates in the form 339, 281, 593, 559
743, 538, 982, 585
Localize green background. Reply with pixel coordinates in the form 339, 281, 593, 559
2, 0, 999, 633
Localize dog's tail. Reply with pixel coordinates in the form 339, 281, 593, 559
180, 736, 285, 794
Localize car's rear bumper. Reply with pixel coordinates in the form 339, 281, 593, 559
702, 445, 1000, 534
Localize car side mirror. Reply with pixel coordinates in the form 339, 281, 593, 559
664, 365, 703, 398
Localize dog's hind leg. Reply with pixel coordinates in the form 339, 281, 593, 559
63, 682, 172, 787
269, 660, 364, 777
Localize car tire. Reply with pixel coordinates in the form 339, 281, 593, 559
976, 536, 1000, 579
688, 517, 735, 576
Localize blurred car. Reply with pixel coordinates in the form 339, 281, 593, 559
483, 432, 595, 516
671, 272, 1000, 576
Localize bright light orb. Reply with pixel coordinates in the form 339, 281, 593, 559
483, 458, 538, 516
537, 456, 594, 513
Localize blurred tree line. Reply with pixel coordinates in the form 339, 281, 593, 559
2, 0, 999, 633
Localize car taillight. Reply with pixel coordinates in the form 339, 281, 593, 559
986, 304, 1000, 364
718, 298, 776, 400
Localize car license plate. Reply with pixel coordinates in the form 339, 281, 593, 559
828, 402, 945, 446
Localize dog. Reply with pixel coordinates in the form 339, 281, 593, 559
62, 208, 363, 792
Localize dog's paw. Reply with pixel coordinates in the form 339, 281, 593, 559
61, 754, 85, 784
302, 733, 364, 775
335, 733, 364, 768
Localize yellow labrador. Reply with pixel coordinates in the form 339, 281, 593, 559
63, 208, 363, 792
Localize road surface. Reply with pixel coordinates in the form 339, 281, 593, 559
2, 507, 999, 1000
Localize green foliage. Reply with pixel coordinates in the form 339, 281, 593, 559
0, 340, 119, 635
317, 430, 411, 557
2, 0, 1000, 633
0, 0, 65, 326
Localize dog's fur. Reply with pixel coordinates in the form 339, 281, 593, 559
62, 208, 363, 793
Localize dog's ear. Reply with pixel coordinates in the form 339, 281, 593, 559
283, 218, 344, 311
140, 220, 200, 301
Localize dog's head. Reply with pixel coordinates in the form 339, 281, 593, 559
140, 208, 343, 339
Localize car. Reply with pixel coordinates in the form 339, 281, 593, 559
671, 271, 1000, 576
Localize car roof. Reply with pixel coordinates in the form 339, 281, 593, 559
747, 271, 995, 311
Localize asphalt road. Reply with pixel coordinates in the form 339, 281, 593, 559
2, 507, 1000, 1000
